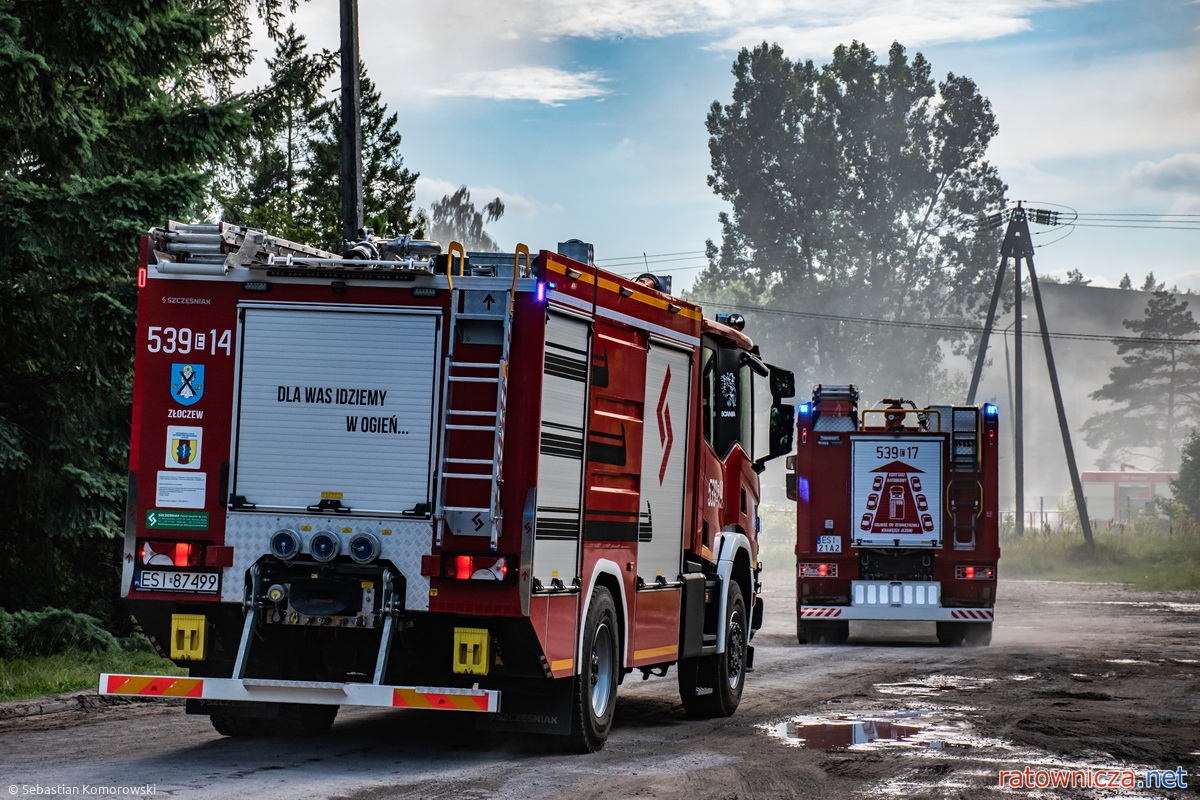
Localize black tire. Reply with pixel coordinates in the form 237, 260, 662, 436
277, 703, 338, 736
824, 620, 850, 645
210, 703, 337, 738
962, 621, 993, 647
936, 621, 966, 647
567, 586, 620, 753
797, 618, 820, 645
210, 714, 267, 738
679, 581, 747, 718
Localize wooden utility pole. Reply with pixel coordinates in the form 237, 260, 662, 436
967, 204, 1094, 544
340, 0, 363, 245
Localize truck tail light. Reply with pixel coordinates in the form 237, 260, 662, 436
444, 554, 514, 582
139, 540, 202, 568
956, 565, 995, 580
798, 562, 837, 578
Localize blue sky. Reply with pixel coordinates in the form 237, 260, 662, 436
254, 0, 1200, 292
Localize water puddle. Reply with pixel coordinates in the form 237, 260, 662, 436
765, 710, 978, 751
874, 674, 995, 696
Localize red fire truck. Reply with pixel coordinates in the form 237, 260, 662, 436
787, 385, 999, 647
102, 223, 795, 751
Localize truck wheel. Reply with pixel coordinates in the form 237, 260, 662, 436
936, 621, 966, 646
210, 715, 267, 738
963, 622, 993, 647
679, 581, 747, 718
797, 619, 820, 645
567, 586, 619, 753
276, 703, 338, 736
824, 620, 850, 645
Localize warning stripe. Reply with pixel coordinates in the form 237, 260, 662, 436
951, 609, 994, 620
105, 674, 203, 698
392, 688, 491, 711
800, 608, 843, 618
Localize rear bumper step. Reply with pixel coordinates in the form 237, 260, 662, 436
799, 606, 994, 622
100, 674, 500, 712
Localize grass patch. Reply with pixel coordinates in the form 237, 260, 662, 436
756, 504, 1200, 591
0, 649, 185, 703
1001, 520, 1200, 590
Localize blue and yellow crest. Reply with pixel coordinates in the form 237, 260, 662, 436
170, 363, 204, 406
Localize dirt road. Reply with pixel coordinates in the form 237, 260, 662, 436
1, 577, 1197, 799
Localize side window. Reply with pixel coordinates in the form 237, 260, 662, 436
701, 344, 717, 445
739, 359, 755, 457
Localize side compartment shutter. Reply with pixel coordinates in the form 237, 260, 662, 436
637, 342, 691, 582
531, 313, 590, 588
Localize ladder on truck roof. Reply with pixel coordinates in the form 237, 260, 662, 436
435, 243, 532, 549
945, 406, 981, 550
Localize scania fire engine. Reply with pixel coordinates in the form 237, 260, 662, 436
102, 222, 795, 751
787, 385, 999, 646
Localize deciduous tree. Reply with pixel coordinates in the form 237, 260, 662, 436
429, 186, 505, 252
696, 41, 1006, 402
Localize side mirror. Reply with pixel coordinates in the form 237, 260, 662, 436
769, 365, 795, 399
755, 402, 795, 474
785, 472, 797, 502
769, 402, 795, 458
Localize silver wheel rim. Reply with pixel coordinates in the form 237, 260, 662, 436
726, 608, 745, 689
590, 621, 614, 716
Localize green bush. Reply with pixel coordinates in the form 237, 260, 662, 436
0, 610, 16, 660
10, 608, 119, 656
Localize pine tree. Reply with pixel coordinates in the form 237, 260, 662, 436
301, 67, 423, 251
217, 24, 336, 243
0, 0, 254, 615
1082, 290, 1200, 471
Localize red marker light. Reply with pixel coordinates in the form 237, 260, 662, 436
174, 542, 193, 567
454, 555, 474, 580
818, 563, 829, 577
137, 268, 147, 288
965, 566, 975, 579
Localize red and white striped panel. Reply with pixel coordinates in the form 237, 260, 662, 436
950, 609, 994, 620
800, 607, 844, 618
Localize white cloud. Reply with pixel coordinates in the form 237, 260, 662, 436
426, 66, 609, 106
1129, 154, 1200, 195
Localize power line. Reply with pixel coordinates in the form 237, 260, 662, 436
688, 296, 1200, 347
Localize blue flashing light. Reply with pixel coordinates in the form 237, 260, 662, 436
984, 403, 999, 417
798, 477, 810, 503
798, 402, 812, 416
535, 281, 549, 303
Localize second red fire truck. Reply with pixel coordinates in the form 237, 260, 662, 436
788, 385, 1000, 647
102, 223, 795, 751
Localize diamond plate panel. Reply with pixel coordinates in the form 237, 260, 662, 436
223, 513, 433, 611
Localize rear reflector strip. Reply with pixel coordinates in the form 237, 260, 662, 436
100, 674, 499, 712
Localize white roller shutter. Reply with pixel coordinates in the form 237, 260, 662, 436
231, 305, 439, 515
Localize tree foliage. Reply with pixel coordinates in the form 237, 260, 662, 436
695, 41, 1006, 402
1082, 290, 1200, 471
429, 186, 505, 251
1173, 428, 1200, 521
0, 0, 277, 615
217, 31, 423, 252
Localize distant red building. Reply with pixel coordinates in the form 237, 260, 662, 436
1081, 470, 1176, 522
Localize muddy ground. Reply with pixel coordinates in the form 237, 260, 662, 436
0, 577, 1197, 799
